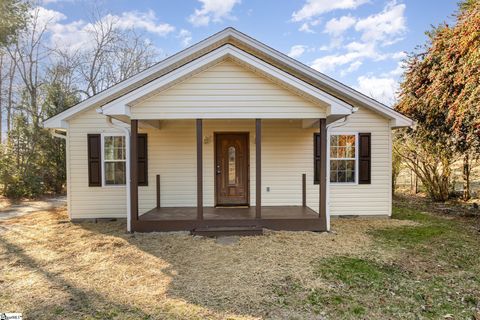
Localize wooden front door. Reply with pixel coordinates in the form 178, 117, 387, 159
215, 133, 249, 206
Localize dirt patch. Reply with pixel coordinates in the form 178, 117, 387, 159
0, 207, 415, 319
0, 196, 66, 220
0, 196, 13, 209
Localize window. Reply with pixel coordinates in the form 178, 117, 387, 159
228, 146, 236, 185
330, 134, 356, 183
103, 135, 126, 185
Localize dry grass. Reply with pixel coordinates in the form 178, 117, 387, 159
0, 206, 418, 319
0, 196, 13, 209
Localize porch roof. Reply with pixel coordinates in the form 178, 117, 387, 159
98, 45, 353, 121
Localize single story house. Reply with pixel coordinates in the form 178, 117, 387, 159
44, 28, 413, 235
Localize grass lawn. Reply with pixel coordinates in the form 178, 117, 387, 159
0, 196, 479, 319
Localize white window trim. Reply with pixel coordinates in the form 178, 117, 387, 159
101, 133, 127, 188
328, 132, 359, 185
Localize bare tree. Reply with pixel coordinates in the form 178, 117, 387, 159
0, 52, 4, 142
7, 7, 49, 127
0, 48, 19, 141
77, 9, 157, 97
77, 10, 119, 97
393, 130, 455, 201
106, 30, 157, 85
47, 47, 82, 96
6, 54, 16, 132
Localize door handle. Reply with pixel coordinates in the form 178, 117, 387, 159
216, 165, 221, 175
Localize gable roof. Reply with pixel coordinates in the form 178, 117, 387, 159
43, 27, 413, 129
99, 44, 353, 119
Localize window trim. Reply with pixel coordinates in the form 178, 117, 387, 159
101, 133, 127, 188
328, 132, 359, 185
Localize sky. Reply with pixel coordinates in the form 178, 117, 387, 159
37, 0, 458, 106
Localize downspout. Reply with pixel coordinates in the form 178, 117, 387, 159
324, 107, 358, 231
97, 110, 132, 232
50, 129, 70, 219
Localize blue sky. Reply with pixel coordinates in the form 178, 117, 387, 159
40, 0, 458, 105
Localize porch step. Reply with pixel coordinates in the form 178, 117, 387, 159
192, 226, 263, 237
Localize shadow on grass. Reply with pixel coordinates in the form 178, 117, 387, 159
271, 204, 480, 319
0, 235, 152, 319
77, 220, 266, 319
61, 205, 480, 320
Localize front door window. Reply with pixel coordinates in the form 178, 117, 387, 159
228, 146, 236, 185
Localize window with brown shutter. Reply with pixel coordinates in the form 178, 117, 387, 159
87, 134, 101, 187
330, 134, 356, 183
89, 133, 148, 187
358, 133, 371, 184
137, 133, 148, 186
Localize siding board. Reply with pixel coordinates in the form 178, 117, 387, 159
132, 59, 327, 119
67, 70, 391, 219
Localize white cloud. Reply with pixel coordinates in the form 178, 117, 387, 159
41, 0, 74, 4
355, 1, 406, 45
288, 45, 307, 58
391, 51, 407, 60
188, 0, 241, 27
387, 60, 405, 77
178, 29, 192, 47
324, 15, 356, 36
310, 1, 407, 75
35, 7, 174, 53
299, 23, 314, 33
33, 6, 67, 27
318, 37, 344, 51
298, 19, 321, 33
311, 52, 360, 73
340, 60, 362, 76
114, 10, 175, 36
310, 41, 383, 73
355, 75, 398, 105
292, 0, 369, 22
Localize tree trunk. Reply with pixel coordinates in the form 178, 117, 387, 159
463, 153, 471, 201
7, 59, 15, 134
0, 54, 3, 143
414, 159, 419, 194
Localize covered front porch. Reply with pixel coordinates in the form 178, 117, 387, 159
138, 206, 322, 234
129, 118, 328, 234
96, 47, 354, 234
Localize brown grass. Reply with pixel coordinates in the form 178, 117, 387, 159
0, 207, 416, 319
0, 196, 13, 209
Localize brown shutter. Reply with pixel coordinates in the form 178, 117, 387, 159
137, 133, 148, 186
314, 133, 321, 184
359, 133, 371, 184
87, 134, 101, 187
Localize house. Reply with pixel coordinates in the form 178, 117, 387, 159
43, 28, 413, 235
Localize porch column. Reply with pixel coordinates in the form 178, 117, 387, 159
196, 119, 203, 220
256, 119, 262, 219
319, 118, 327, 228
130, 119, 139, 229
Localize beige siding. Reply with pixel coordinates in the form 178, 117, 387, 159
68, 108, 127, 218
67, 92, 391, 219
329, 107, 392, 216
138, 120, 196, 211
132, 59, 327, 119
139, 119, 311, 211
